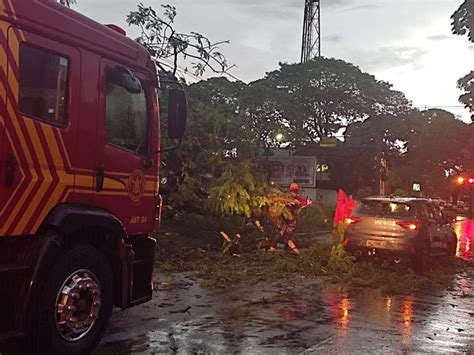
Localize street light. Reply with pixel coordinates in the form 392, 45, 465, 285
275, 133, 284, 141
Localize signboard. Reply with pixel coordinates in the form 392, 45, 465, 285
264, 156, 317, 188
412, 183, 421, 192
320, 137, 338, 148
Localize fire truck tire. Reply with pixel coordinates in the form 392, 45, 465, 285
31, 245, 113, 354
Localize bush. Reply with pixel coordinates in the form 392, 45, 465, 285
297, 205, 332, 234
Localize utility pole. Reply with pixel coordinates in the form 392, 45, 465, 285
301, 0, 321, 63
375, 131, 386, 196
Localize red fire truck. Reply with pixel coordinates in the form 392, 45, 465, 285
0, 0, 186, 353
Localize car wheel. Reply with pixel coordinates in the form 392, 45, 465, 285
412, 243, 430, 274
30, 245, 114, 354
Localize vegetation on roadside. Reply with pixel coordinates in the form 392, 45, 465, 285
155, 215, 473, 295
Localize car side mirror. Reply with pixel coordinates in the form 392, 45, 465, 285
109, 67, 142, 94
168, 89, 187, 139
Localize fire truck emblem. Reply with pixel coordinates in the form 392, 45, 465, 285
127, 169, 145, 202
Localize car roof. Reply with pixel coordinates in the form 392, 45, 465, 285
363, 196, 431, 204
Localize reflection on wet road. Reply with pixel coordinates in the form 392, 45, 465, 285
455, 218, 474, 261
96, 220, 474, 354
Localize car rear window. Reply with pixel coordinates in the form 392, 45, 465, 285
356, 201, 414, 218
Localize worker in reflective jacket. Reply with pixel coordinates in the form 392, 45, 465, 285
271, 183, 311, 255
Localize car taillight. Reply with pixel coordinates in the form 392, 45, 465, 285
396, 221, 419, 231
346, 216, 362, 225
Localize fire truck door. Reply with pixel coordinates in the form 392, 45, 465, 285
94, 58, 157, 234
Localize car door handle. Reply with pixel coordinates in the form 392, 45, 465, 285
96, 164, 105, 192
5, 153, 16, 187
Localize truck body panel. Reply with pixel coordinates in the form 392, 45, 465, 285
0, 0, 160, 237
0, 0, 167, 348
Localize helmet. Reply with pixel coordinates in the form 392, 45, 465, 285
289, 183, 299, 192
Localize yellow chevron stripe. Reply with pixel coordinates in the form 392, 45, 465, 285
56, 128, 72, 168
12, 119, 53, 234
0, 122, 25, 215
1, 102, 37, 233
10, 22, 52, 234
5, 0, 65, 234
75, 173, 94, 188
30, 183, 68, 233
6, 29, 19, 100
0, 0, 69, 235
33, 125, 75, 230
42, 125, 65, 168
93, 191, 130, 197
103, 177, 126, 190
6, 0, 18, 21
0, 81, 6, 107
0, 6, 158, 233
41, 124, 68, 177
145, 180, 156, 192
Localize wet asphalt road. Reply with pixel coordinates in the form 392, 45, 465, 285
96, 219, 474, 354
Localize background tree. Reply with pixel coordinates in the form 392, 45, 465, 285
127, 4, 233, 78
389, 109, 473, 197
451, 0, 474, 121
451, 0, 474, 41
161, 86, 256, 211
254, 58, 413, 146
189, 77, 290, 152
457, 71, 474, 121
329, 114, 413, 195
298, 109, 473, 197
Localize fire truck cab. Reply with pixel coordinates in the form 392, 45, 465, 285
0, 0, 186, 353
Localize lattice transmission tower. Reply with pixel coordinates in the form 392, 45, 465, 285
301, 0, 321, 63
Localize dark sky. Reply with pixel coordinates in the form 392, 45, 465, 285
75, 0, 473, 121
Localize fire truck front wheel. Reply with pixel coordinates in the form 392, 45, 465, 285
31, 245, 114, 354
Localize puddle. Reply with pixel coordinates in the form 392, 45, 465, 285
455, 219, 474, 261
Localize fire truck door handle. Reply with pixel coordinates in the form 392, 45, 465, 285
143, 156, 153, 169
96, 164, 105, 192
5, 154, 16, 187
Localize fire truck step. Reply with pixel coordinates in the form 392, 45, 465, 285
131, 258, 153, 304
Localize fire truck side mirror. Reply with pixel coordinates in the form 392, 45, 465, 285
168, 89, 187, 139
109, 67, 142, 94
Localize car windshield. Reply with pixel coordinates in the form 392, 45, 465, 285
356, 201, 414, 218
